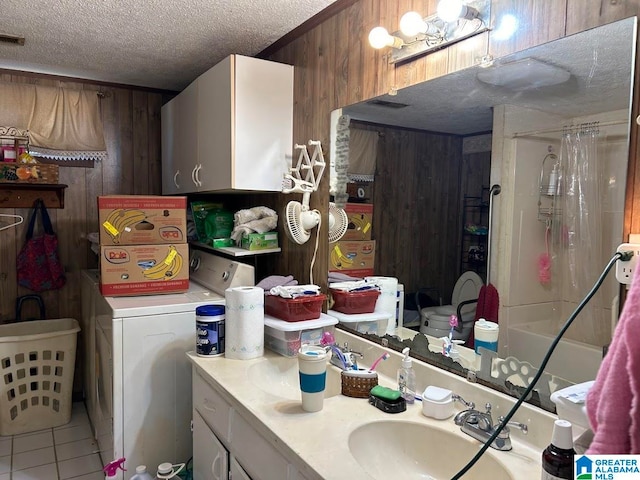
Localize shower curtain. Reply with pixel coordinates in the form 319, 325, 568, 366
551, 124, 602, 341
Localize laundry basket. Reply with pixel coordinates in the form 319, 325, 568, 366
0, 318, 80, 435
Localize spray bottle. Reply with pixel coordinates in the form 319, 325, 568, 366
397, 347, 416, 404
103, 458, 126, 480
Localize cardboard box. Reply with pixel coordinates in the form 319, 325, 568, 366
99, 243, 189, 296
329, 240, 375, 275
98, 195, 187, 246
240, 232, 279, 251
342, 203, 373, 241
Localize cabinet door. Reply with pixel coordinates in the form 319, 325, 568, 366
233, 55, 293, 192
194, 410, 229, 480
122, 311, 195, 476
229, 456, 251, 480
175, 80, 200, 193
197, 56, 233, 192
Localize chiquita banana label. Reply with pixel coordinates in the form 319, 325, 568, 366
331, 244, 353, 268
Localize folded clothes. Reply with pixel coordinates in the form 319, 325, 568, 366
231, 216, 278, 242
256, 275, 298, 290
234, 206, 277, 225
328, 271, 363, 283
269, 284, 321, 298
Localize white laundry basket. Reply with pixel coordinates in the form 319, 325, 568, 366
0, 318, 80, 435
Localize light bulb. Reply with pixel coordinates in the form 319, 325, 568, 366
368, 27, 404, 49
437, 0, 464, 22
400, 11, 426, 37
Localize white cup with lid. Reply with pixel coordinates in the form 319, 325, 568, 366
474, 318, 499, 354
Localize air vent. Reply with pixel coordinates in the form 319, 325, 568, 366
366, 99, 409, 109
0, 34, 25, 46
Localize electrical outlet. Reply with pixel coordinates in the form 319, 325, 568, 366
616, 243, 640, 284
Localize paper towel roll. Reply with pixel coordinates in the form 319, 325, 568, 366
365, 276, 398, 335
225, 286, 265, 360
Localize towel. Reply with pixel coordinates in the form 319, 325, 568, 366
328, 271, 363, 283
230, 206, 278, 243
465, 283, 499, 348
255, 275, 298, 290
586, 266, 640, 454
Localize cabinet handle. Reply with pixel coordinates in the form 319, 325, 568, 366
195, 164, 203, 187
191, 165, 198, 186
203, 398, 217, 413
173, 170, 180, 188
212, 452, 222, 480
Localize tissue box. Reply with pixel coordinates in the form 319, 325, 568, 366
240, 232, 279, 250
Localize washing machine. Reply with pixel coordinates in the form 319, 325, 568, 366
81, 247, 254, 479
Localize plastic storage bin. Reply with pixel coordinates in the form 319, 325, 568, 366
330, 288, 380, 314
264, 314, 338, 357
327, 310, 389, 336
0, 318, 80, 435
264, 294, 327, 322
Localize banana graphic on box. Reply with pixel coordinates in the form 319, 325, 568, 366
331, 245, 353, 269
102, 208, 146, 244
141, 245, 183, 280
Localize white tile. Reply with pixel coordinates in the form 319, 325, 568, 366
14, 427, 52, 438
55, 438, 99, 461
53, 423, 93, 445
58, 453, 103, 479
0, 438, 10, 457
0, 455, 9, 475
12, 446, 55, 471
66, 472, 103, 480
13, 430, 53, 454
0, 473, 9, 480
12, 463, 58, 480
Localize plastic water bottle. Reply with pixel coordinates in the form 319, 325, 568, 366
130, 465, 154, 480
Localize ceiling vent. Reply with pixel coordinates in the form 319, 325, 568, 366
0, 34, 25, 46
366, 99, 409, 109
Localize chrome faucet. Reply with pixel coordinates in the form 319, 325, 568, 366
453, 399, 528, 451
328, 342, 363, 370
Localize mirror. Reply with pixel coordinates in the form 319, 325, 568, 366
329, 18, 637, 409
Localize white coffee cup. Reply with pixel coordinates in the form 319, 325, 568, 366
474, 318, 499, 354
297, 345, 328, 412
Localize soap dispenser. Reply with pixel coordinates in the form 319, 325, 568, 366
397, 347, 416, 404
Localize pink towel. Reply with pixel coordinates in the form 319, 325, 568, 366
586, 266, 640, 454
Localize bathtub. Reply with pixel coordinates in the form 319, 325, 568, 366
507, 320, 603, 384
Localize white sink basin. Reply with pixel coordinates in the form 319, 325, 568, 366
246, 356, 342, 400
348, 421, 514, 480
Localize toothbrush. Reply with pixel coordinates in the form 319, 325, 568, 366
369, 352, 390, 372
447, 315, 458, 356
330, 345, 349, 370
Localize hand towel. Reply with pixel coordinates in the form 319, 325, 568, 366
255, 275, 298, 290
465, 283, 499, 348
234, 206, 277, 225
586, 266, 640, 454
230, 216, 278, 242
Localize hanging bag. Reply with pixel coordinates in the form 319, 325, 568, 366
16, 199, 66, 292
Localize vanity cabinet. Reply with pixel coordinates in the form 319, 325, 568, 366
192, 366, 309, 480
161, 54, 293, 194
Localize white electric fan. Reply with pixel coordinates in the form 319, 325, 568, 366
328, 202, 348, 243
282, 141, 326, 245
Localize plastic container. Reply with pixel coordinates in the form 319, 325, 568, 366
195, 305, 225, 357
330, 288, 380, 314
131, 465, 154, 480
474, 318, 499, 354
327, 310, 389, 336
264, 293, 326, 322
421, 386, 454, 419
264, 313, 338, 357
0, 318, 80, 436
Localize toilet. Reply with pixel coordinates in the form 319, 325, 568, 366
419, 271, 484, 342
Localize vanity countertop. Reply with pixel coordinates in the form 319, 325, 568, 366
188, 330, 548, 479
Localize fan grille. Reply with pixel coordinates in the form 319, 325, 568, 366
328, 203, 348, 243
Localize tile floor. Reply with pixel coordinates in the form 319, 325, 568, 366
0, 402, 103, 480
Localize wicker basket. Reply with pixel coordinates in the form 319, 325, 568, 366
0, 162, 59, 184
341, 370, 378, 398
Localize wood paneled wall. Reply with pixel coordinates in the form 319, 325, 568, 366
0, 72, 167, 323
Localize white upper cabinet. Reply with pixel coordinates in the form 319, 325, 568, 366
161, 55, 293, 194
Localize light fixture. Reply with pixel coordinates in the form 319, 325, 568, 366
368, 0, 490, 64
476, 58, 571, 91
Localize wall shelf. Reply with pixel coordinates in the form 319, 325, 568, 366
0, 183, 67, 208
190, 241, 281, 257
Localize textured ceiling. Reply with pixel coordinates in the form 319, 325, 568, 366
0, 0, 337, 91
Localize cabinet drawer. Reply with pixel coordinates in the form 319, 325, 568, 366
193, 369, 233, 444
